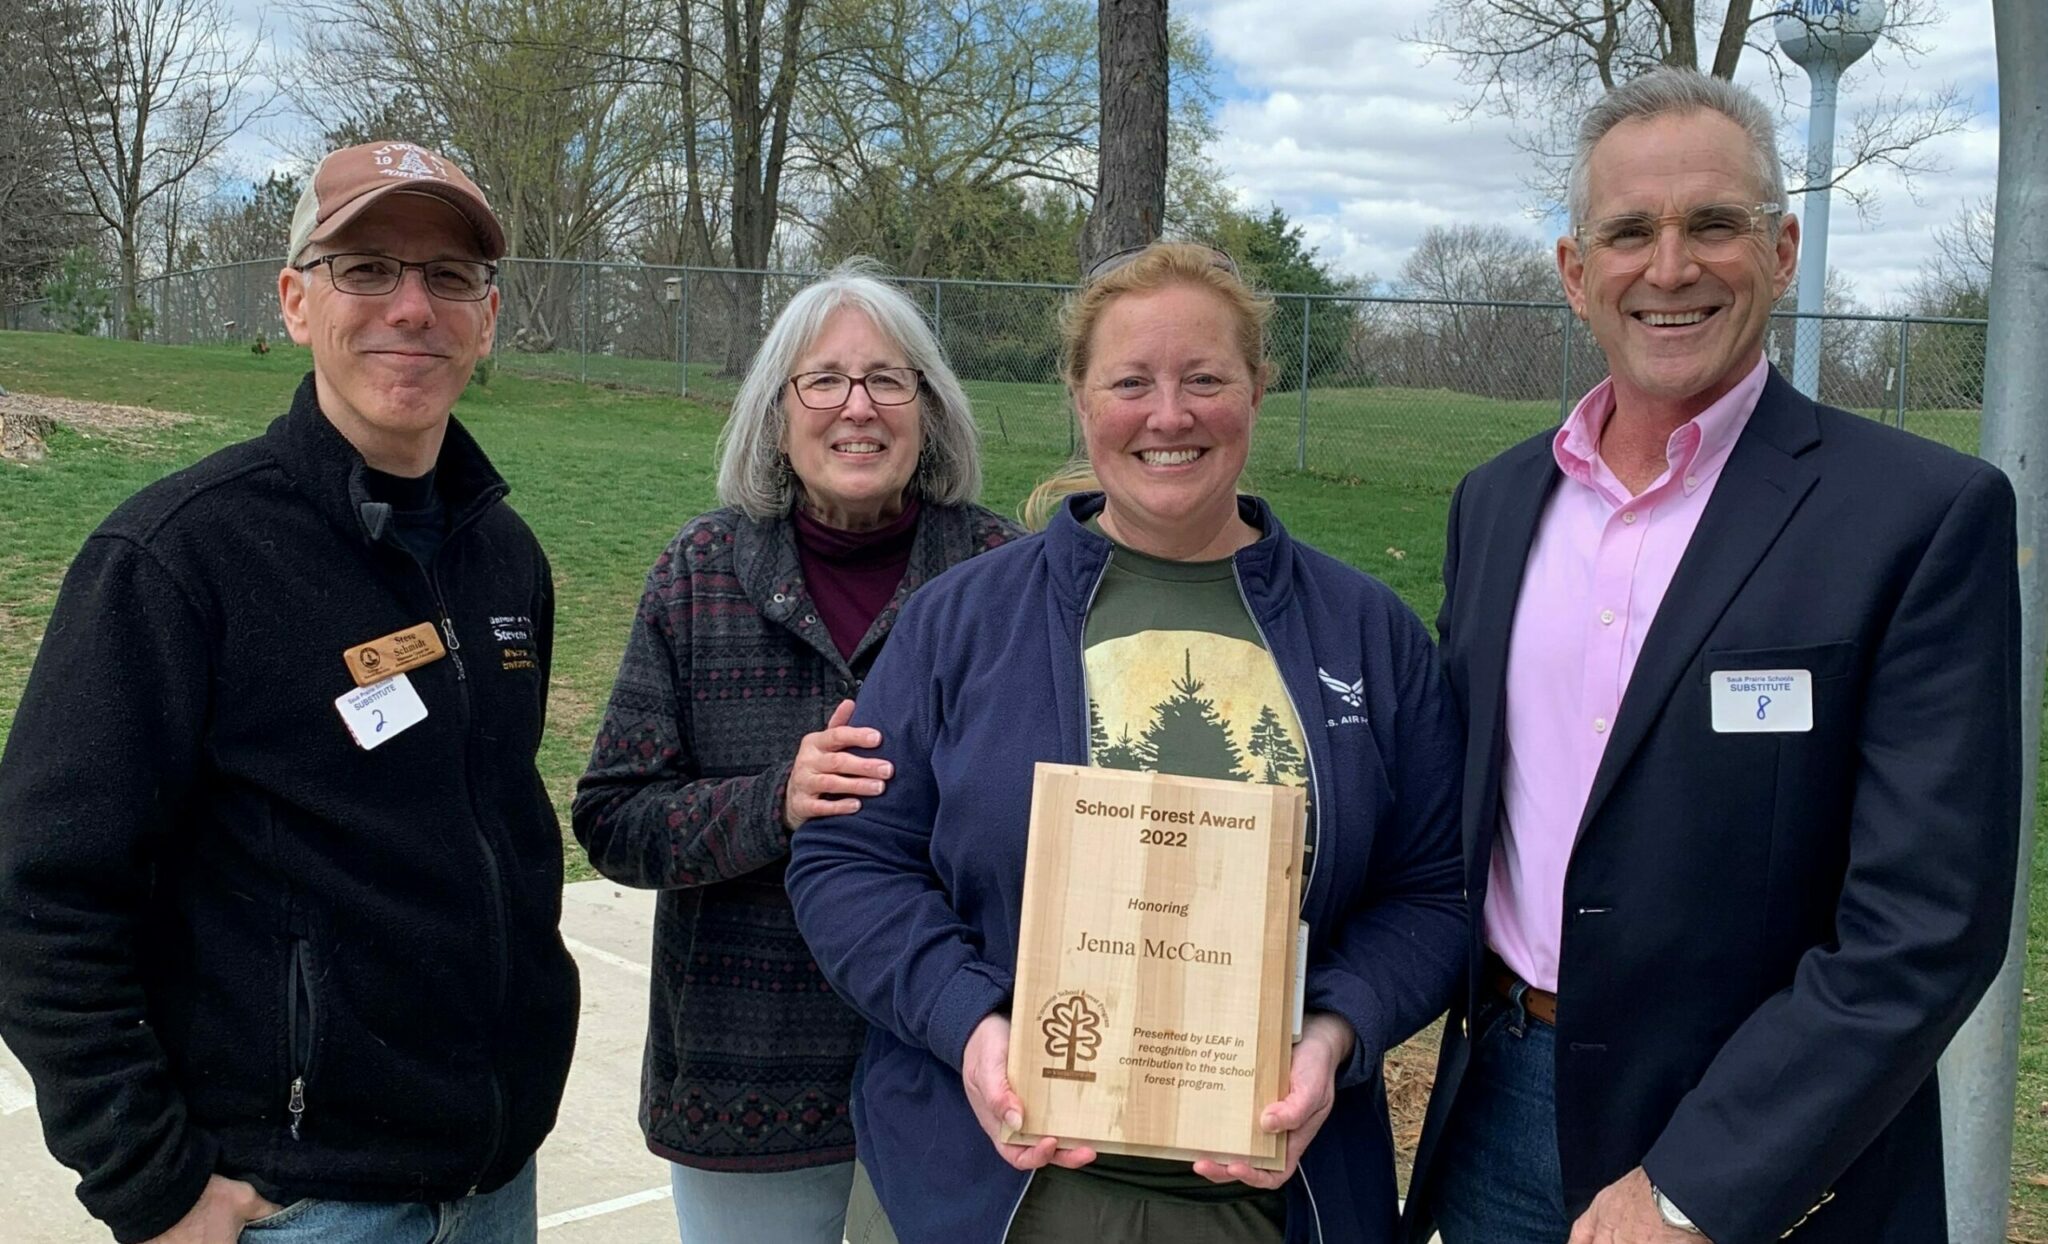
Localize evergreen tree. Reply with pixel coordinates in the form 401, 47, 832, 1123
1246, 703, 1305, 785
1139, 651, 1249, 782
1097, 724, 1153, 772
1088, 700, 1111, 760
1209, 205, 1358, 389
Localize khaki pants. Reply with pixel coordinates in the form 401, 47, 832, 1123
843, 1161, 900, 1244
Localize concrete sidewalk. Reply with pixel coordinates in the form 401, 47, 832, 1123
2, 883, 1435, 1243
2, 880, 676, 1244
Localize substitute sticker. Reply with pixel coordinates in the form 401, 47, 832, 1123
1709, 669, 1813, 734
335, 673, 429, 750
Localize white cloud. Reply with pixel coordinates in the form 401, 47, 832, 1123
1182, 0, 2000, 304
159, 0, 2003, 302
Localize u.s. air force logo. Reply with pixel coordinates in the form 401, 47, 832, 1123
1318, 667, 1366, 728
1317, 668, 1363, 708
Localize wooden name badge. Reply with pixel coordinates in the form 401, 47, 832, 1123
1003, 762, 1306, 1169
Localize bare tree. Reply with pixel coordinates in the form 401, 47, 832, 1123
1399, 223, 1556, 304
185, 172, 302, 266
1082, 0, 1168, 272
286, 0, 657, 258
287, 0, 668, 351
795, 1, 1220, 279
650, 0, 812, 373
1897, 198, 1992, 409
303, 0, 812, 373
1411, 0, 1970, 212
1390, 223, 1561, 398
1161, 18, 1228, 241
35, 0, 272, 337
143, 153, 233, 274
796, 0, 1096, 277
489, 0, 817, 369
1906, 196, 1994, 315
1768, 264, 1886, 405
0, 1, 95, 306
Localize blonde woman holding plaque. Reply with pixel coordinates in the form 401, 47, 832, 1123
788, 243, 1465, 1244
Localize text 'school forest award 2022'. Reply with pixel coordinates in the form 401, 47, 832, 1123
1004, 762, 1306, 1169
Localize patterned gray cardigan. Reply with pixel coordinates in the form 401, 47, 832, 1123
572, 502, 1019, 1171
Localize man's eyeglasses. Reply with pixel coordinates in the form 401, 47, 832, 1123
1574, 203, 1784, 270
786, 368, 924, 410
1083, 243, 1241, 285
295, 253, 498, 302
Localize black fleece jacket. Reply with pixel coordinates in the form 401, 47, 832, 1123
0, 376, 580, 1242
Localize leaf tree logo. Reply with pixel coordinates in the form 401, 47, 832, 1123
1040, 992, 1104, 1082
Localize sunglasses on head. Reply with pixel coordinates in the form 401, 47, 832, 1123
1082, 243, 1241, 285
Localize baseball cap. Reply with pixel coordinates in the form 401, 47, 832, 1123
287, 141, 506, 264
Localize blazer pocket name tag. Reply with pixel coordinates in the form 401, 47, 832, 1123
1710, 669, 1813, 733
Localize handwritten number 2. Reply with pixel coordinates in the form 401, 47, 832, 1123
373, 708, 387, 733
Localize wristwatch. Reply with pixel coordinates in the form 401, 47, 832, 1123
1651, 1184, 1706, 1235
1650, 1185, 1706, 1235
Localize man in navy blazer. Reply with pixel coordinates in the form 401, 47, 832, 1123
1405, 68, 2020, 1244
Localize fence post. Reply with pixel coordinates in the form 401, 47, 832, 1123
1941, 3, 2048, 1236
1296, 295, 1311, 471
580, 264, 591, 385
1558, 308, 1576, 423
932, 280, 943, 344
684, 270, 700, 401
1894, 320, 1909, 430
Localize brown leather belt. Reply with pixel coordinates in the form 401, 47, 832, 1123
1489, 959, 1558, 1026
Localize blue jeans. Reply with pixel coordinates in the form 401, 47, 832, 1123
239, 1157, 536, 1243
1431, 991, 1570, 1244
669, 1158, 854, 1244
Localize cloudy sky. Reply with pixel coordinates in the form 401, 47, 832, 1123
221, 0, 1998, 306
1179, 0, 1999, 305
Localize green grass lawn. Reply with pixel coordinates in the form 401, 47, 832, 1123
1, 330, 2041, 1233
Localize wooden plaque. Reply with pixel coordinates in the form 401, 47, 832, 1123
1003, 762, 1306, 1169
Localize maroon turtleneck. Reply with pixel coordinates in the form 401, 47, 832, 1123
792, 497, 922, 660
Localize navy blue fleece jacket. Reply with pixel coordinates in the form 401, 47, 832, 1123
787, 494, 1466, 1244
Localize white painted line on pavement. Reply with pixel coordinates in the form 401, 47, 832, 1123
0, 1040, 35, 1116
0, 1062, 32, 1115
562, 936, 652, 980
538, 1184, 671, 1230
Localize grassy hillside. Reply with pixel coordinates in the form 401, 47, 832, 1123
0, 331, 2040, 1233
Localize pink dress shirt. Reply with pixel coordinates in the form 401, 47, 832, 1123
1487, 355, 1770, 992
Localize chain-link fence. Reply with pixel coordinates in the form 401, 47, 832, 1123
3, 257, 1990, 494
3, 259, 292, 346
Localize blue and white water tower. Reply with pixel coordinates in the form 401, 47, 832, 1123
1776, 0, 1886, 399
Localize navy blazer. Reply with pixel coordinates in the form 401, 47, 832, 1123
1406, 368, 2021, 1244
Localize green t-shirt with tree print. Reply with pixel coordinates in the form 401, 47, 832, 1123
1049, 523, 1309, 1213
1083, 525, 1312, 836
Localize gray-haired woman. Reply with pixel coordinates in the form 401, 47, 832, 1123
573, 260, 1019, 1244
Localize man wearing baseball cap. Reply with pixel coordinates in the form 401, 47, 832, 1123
0, 141, 579, 1243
